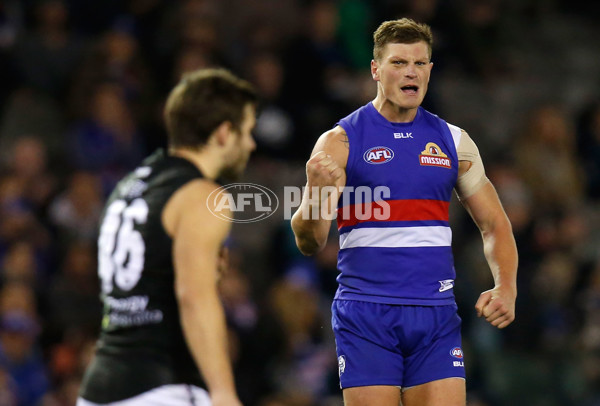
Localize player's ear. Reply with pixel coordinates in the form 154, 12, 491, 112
371, 59, 380, 81
213, 121, 233, 146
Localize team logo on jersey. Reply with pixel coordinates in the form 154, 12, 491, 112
450, 347, 464, 359
364, 146, 394, 164
419, 142, 451, 169
338, 355, 346, 376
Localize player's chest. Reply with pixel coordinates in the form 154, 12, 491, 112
351, 130, 457, 192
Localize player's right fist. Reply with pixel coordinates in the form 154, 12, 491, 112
305, 151, 344, 189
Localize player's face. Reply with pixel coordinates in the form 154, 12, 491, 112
372, 41, 433, 111
222, 103, 256, 179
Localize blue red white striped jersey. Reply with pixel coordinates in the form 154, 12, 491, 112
335, 102, 462, 305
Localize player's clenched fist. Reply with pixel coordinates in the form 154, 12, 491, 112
306, 151, 344, 189
475, 287, 516, 329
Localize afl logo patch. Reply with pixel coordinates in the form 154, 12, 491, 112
419, 142, 451, 169
364, 146, 394, 164
450, 347, 463, 359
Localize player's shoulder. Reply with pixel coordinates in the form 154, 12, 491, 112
311, 125, 349, 167
162, 178, 225, 236
321, 125, 347, 142
171, 178, 221, 208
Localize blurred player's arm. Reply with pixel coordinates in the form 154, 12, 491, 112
291, 126, 348, 256
455, 130, 518, 330
163, 180, 242, 406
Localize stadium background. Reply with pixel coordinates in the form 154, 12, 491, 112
0, 0, 598, 405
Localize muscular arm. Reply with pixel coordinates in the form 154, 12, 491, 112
455, 130, 518, 329
291, 126, 348, 256
163, 180, 241, 405
462, 182, 518, 328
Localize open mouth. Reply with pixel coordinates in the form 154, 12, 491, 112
401, 85, 419, 95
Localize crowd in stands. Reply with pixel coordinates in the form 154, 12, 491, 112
0, 0, 598, 405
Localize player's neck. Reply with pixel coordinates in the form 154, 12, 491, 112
169, 147, 220, 181
372, 95, 418, 123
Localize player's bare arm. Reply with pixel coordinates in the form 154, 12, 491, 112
455, 131, 517, 330
291, 125, 349, 256
163, 179, 242, 406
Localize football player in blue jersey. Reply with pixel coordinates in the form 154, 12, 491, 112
292, 18, 517, 406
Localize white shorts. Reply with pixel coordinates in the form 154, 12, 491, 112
76, 384, 211, 406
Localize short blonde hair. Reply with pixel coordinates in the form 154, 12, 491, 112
373, 18, 433, 61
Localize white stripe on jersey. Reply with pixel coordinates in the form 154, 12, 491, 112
339, 226, 452, 249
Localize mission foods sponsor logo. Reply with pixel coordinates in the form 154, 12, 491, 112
364, 146, 394, 164
207, 183, 279, 223
419, 142, 451, 169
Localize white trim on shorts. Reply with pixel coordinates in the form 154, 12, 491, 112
76, 384, 211, 406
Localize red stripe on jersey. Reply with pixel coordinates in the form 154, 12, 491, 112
337, 199, 450, 229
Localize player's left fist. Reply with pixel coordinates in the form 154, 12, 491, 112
475, 286, 516, 329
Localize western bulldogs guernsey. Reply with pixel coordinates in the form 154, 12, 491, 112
335, 102, 462, 305
79, 149, 206, 403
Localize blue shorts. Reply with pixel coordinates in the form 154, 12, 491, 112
331, 299, 465, 389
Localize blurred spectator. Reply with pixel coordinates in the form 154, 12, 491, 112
0, 175, 52, 268
220, 261, 258, 334
153, 1, 227, 89
282, 0, 353, 157
515, 105, 584, 212
267, 278, 337, 403
68, 20, 156, 125
46, 241, 100, 336
12, 0, 84, 99
532, 253, 579, 351
39, 375, 80, 406
233, 18, 284, 71
48, 172, 102, 244
0, 311, 48, 406
0, 1, 22, 51
171, 45, 216, 85
0, 88, 65, 161
452, 0, 511, 80
0, 282, 37, 319
66, 83, 145, 192
1, 241, 41, 289
2, 136, 58, 213
247, 53, 295, 159
0, 365, 17, 405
